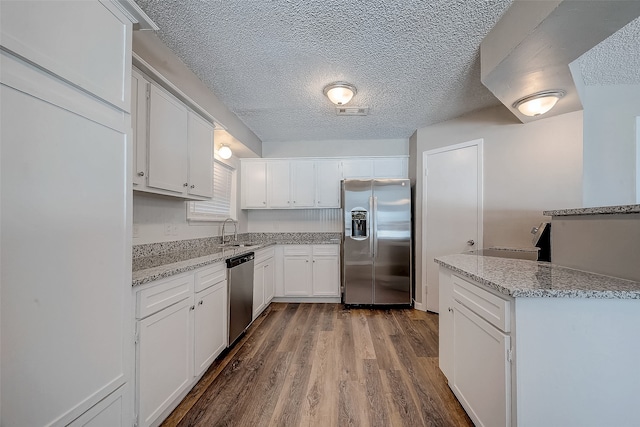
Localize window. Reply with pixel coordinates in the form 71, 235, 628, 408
188, 159, 236, 221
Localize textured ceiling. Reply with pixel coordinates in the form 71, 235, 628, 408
575, 16, 640, 86
134, 0, 514, 143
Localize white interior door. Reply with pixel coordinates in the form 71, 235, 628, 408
423, 140, 482, 313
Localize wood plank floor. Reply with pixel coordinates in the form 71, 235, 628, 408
161, 303, 473, 427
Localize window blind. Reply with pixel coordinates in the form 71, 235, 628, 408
188, 160, 234, 220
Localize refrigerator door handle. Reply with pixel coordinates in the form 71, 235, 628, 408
369, 196, 374, 255
373, 196, 378, 258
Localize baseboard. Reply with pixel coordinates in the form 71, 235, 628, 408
271, 297, 342, 303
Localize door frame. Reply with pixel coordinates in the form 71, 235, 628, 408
421, 139, 484, 312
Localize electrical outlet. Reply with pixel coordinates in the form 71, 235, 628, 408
171, 225, 178, 236
164, 224, 173, 236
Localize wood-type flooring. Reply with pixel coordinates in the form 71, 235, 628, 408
161, 303, 473, 427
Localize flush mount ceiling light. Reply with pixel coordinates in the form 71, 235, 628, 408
218, 144, 232, 159
323, 82, 357, 105
512, 90, 566, 117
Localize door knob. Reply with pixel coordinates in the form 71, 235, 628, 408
467, 240, 475, 246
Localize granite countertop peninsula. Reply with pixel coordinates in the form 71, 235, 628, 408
132, 232, 341, 287
435, 253, 640, 299
543, 204, 640, 217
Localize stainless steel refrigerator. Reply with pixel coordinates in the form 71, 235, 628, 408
342, 179, 412, 305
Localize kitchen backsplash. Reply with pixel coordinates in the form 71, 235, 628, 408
247, 209, 341, 232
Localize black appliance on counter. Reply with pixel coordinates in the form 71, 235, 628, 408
531, 222, 551, 262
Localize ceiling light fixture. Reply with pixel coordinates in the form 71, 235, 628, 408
218, 144, 232, 159
323, 82, 357, 105
512, 90, 566, 117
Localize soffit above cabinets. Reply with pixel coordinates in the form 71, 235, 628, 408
480, 1, 640, 123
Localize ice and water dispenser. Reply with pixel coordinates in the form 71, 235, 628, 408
349, 209, 368, 239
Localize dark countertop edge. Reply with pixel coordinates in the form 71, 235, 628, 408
543, 204, 640, 217
434, 257, 640, 300
132, 239, 341, 287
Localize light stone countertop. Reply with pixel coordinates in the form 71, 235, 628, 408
543, 204, 640, 216
435, 253, 640, 299
132, 232, 341, 287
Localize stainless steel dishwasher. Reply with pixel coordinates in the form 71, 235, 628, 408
226, 252, 255, 346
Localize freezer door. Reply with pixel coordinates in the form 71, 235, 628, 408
343, 180, 374, 304
372, 179, 412, 304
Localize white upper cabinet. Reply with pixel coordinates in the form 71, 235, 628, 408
187, 112, 214, 198
316, 160, 342, 208
240, 157, 406, 209
132, 73, 215, 201
242, 161, 268, 208
0, 1, 131, 111
131, 69, 149, 187
342, 157, 408, 179
291, 160, 316, 208
267, 161, 291, 208
148, 84, 189, 194
373, 157, 407, 178
342, 159, 374, 179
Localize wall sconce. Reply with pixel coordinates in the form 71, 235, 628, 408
513, 90, 566, 117
218, 144, 232, 159
323, 82, 357, 105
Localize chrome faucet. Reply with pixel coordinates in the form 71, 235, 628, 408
221, 218, 237, 244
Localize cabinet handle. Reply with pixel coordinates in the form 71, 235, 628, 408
183, 183, 188, 187
137, 171, 145, 177
190, 185, 195, 189
263, 201, 266, 204
448, 307, 453, 312
199, 300, 203, 305
190, 305, 195, 311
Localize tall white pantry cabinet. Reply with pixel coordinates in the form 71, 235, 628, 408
0, 2, 155, 426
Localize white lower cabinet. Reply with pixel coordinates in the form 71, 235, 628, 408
282, 245, 340, 297
68, 385, 129, 427
135, 262, 227, 427
440, 268, 513, 427
253, 247, 276, 319
194, 279, 228, 376
137, 296, 194, 427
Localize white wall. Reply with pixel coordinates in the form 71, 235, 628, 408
262, 138, 408, 158
414, 106, 583, 306
580, 85, 640, 206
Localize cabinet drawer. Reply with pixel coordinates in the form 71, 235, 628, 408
254, 247, 275, 264
283, 245, 311, 256
195, 262, 226, 293
137, 274, 194, 319
313, 244, 340, 256
452, 275, 510, 332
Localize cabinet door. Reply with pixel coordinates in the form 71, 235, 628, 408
148, 84, 188, 194
283, 256, 312, 296
137, 297, 193, 427
312, 256, 340, 296
452, 300, 511, 427
342, 159, 373, 179
267, 161, 291, 208
264, 261, 275, 303
68, 385, 128, 427
316, 160, 342, 208
131, 69, 149, 187
0, 1, 131, 110
373, 158, 407, 178
194, 280, 227, 377
241, 161, 267, 208
253, 262, 266, 319
438, 269, 454, 381
291, 160, 316, 207
187, 112, 214, 198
